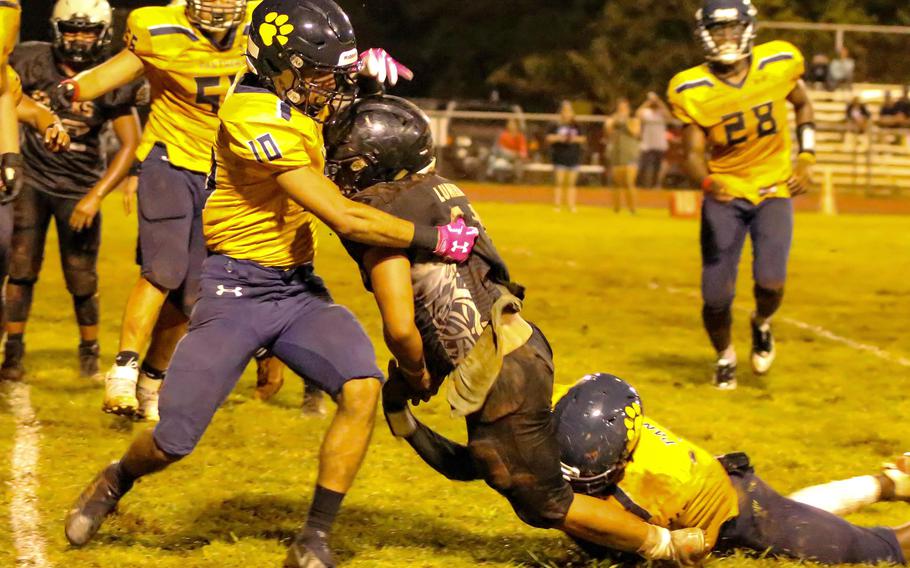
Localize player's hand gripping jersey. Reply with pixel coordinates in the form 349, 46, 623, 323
668, 41, 804, 203
203, 74, 323, 268
1, 0, 21, 104
124, 1, 257, 172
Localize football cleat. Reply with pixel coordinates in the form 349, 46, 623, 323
65, 462, 132, 546
713, 358, 737, 390
284, 528, 335, 568
301, 382, 326, 417
750, 314, 775, 375
78, 341, 102, 382
103, 361, 139, 416
882, 454, 910, 501
1, 339, 26, 382
136, 373, 162, 422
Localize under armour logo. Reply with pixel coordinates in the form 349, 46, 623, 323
450, 241, 471, 255
216, 285, 243, 297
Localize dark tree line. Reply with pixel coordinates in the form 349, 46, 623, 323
21, 0, 910, 110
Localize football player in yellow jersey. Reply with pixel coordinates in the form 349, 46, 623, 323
49, 0, 257, 420
667, 0, 815, 390
1, 0, 23, 200
64, 1, 480, 565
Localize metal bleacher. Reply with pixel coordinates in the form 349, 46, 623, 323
808, 83, 910, 194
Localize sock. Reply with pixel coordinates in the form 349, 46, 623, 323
4, 334, 24, 362
718, 345, 737, 365
115, 351, 140, 368
6, 333, 23, 346
702, 304, 733, 353
305, 485, 345, 534
140, 361, 166, 381
788, 475, 881, 516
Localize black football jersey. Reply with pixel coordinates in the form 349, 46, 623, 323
10, 42, 143, 198
344, 173, 518, 379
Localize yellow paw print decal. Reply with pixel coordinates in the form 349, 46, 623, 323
259, 12, 294, 47
623, 402, 643, 454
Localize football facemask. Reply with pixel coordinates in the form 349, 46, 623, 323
185, 0, 247, 32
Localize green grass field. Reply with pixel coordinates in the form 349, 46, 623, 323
1, 197, 908, 568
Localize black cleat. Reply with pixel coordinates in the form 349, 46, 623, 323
1, 339, 26, 382
712, 358, 737, 391
78, 341, 102, 381
284, 529, 335, 568
750, 314, 776, 375
65, 462, 132, 546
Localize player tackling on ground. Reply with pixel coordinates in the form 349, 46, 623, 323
668, 0, 815, 389
64, 1, 479, 566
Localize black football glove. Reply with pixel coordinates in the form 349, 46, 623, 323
0, 153, 24, 205
50, 79, 78, 112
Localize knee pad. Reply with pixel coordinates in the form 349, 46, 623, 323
5, 279, 35, 323
62, 257, 98, 298
72, 293, 99, 327
754, 285, 785, 320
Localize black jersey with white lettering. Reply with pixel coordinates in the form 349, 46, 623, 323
10, 42, 142, 198
343, 173, 520, 379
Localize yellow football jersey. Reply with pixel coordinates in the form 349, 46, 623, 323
616, 418, 739, 549
0, 0, 19, 60
668, 41, 805, 204
124, 2, 258, 172
203, 74, 324, 268
4, 64, 20, 104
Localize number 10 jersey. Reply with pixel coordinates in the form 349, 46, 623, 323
668, 41, 805, 204
125, 2, 258, 173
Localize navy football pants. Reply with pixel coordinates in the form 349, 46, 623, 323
152, 255, 383, 457
717, 471, 905, 564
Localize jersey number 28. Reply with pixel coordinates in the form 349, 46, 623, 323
721, 102, 777, 147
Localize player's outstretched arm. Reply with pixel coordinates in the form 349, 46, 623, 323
16, 96, 69, 152
277, 165, 477, 261
70, 109, 141, 231
52, 49, 144, 109
788, 80, 816, 196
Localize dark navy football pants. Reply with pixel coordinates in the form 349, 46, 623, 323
136, 145, 210, 316
152, 254, 383, 457
717, 471, 905, 564
700, 197, 793, 350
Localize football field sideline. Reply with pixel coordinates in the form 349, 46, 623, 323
1, 199, 908, 567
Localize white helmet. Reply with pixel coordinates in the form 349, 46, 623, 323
51, 0, 112, 66
185, 0, 247, 33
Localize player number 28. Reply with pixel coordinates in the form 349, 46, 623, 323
721, 102, 777, 146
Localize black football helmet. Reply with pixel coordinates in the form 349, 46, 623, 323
246, 0, 358, 120
553, 374, 644, 496
323, 95, 434, 194
51, 0, 113, 66
695, 0, 758, 66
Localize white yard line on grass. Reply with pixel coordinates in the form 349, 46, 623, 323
5, 381, 51, 568
654, 282, 910, 368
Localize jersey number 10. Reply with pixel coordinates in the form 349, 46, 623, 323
721, 102, 777, 147
247, 133, 283, 163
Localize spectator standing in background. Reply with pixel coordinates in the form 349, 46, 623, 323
488, 118, 528, 182
827, 47, 854, 91
893, 86, 910, 125
879, 91, 901, 128
636, 92, 670, 189
546, 100, 586, 212
844, 96, 870, 150
605, 97, 640, 214
809, 53, 830, 90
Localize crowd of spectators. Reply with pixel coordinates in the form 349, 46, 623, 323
810, 47, 855, 91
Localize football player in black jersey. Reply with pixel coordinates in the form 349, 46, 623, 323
324, 96, 706, 563
2, 0, 142, 381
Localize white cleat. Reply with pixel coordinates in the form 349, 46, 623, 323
750, 315, 776, 375
136, 373, 162, 422
103, 362, 139, 417
882, 453, 910, 501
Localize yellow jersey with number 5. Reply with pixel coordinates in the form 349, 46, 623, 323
203, 73, 323, 268
124, 2, 258, 172
668, 41, 805, 204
